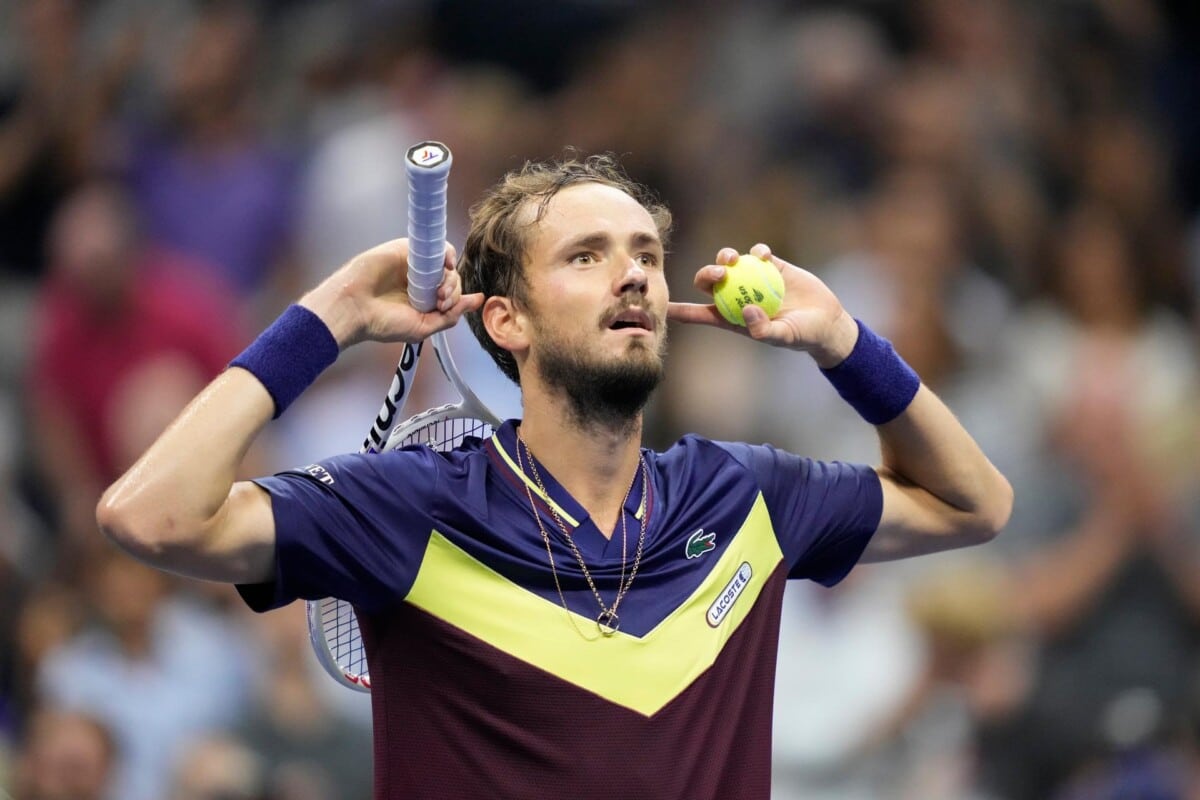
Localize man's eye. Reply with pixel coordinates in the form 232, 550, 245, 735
637, 253, 660, 267
572, 253, 595, 265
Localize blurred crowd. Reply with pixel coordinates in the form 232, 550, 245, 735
0, 0, 1198, 798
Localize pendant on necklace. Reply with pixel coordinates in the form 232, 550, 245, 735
597, 609, 620, 637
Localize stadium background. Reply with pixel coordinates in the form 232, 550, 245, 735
1, 0, 1199, 797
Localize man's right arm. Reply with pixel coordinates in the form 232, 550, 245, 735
97, 239, 482, 584
96, 365, 280, 583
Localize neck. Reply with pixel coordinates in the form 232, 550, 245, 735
518, 389, 644, 539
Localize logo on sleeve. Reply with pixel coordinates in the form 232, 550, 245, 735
707, 562, 754, 627
303, 464, 335, 485
685, 528, 717, 559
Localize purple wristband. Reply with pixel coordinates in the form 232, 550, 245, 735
820, 319, 920, 425
230, 304, 340, 419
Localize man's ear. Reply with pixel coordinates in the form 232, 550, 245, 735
481, 295, 529, 356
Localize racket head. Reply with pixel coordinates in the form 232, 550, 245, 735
382, 405, 498, 454
313, 330, 501, 693
382, 330, 501, 451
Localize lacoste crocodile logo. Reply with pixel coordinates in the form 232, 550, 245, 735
685, 529, 717, 559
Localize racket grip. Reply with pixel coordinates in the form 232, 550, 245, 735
405, 141, 453, 312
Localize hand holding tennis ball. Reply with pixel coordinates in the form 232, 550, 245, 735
712, 254, 786, 327
667, 244, 854, 361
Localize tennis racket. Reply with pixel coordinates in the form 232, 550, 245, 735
306, 142, 501, 693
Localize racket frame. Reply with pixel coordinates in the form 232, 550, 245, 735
307, 330, 501, 692
305, 140, 461, 693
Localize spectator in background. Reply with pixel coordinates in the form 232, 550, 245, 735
125, 0, 298, 317
36, 547, 257, 800
770, 564, 925, 800
0, 0, 137, 280
766, 9, 893, 197
0, 391, 50, 743
10, 707, 116, 800
999, 202, 1200, 796
4, 583, 83, 752
170, 735, 267, 800
871, 556, 1032, 800
236, 604, 372, 800
26, 179, 244, 564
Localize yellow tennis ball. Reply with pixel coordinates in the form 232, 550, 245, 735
712, 254, 786, 326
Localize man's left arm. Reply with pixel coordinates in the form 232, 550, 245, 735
668, 243, 1013, 561
863, 382, 1013, 561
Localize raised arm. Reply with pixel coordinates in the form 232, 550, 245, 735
667, 244, 1012, 561
96, 240, 482, 583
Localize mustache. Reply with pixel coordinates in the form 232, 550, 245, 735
601, 296, 660, 328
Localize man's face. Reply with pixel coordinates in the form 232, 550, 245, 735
518, 182, 669, 425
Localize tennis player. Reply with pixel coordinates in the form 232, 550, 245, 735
97, 155, 1012, 799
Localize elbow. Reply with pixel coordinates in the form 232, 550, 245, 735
95, 489, 153, 560
95, 488, 185, 565
969, 473, 1014, 546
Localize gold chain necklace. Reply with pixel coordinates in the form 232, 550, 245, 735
516, 431, 648, 638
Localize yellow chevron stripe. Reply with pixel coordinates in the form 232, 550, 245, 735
405, 493, 782, 716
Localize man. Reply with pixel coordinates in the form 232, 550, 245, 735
98, 155, 1012, 799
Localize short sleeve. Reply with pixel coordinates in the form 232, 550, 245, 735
235, 447, 442, 613
717, 442, 882, 586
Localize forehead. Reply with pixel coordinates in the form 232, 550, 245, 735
523, 182, 660, 256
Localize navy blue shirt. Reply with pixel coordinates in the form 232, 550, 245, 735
238, 420, 882, 800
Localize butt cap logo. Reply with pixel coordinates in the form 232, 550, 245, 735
406, 141, 449, 168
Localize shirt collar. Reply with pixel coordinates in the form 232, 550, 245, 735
490, 419, 649, 530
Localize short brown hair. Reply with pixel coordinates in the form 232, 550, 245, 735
458, 153, 672, 385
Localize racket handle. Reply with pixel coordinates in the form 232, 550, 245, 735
405, 141, 453, 312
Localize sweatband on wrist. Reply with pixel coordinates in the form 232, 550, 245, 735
820, 319, 920, 425
230, 304, 340, 419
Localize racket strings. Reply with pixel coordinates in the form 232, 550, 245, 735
396, 415, 494, 451
321, 597, 367, 677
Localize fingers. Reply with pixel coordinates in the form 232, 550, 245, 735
692, 264, 726, 293
694, 247, 737, 291
694, 244, 777, 293
669, 300, 780, 340
666, 301, 740, 331
415, 292, 484, 337
389, 238, 461, 312
436, 265, 462, 312
441, 291, 484, 321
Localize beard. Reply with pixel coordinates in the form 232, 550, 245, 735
534, 324, 666, 432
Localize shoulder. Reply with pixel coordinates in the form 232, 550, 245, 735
271, 436, 493, 495
653, 434, 796, 479
654, 433, 749, 468
652, 435, 878, 499
648, 435, 768, 510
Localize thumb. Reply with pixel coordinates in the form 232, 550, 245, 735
742, 305, 773, 339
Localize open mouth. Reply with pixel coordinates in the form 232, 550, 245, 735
607, 308, 654, 332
